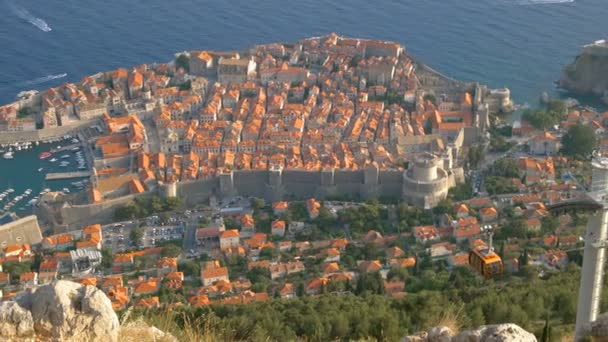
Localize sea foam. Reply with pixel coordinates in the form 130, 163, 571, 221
8, 2, 52, 32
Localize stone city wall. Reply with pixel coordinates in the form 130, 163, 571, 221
0, 119, 98, 144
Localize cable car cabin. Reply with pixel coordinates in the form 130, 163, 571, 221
469, 246, 503, 279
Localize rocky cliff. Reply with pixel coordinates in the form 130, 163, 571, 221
559, 40, 608, 104
0, 280, 176, 342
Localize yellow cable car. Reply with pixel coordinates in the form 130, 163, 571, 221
469, 246, 503, 279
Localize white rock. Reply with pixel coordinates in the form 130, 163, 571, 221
428, 326, 453, 342
0, 301, 35, 341
453, 324, 537, 342
30, 280, 119, 342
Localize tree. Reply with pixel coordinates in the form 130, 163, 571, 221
259, 246, 279, 260
561, 123, 597, 158
101, 248, 113, 269
130, 227, 144, 246
161, 243, 182, 258
175, 54, 190, 72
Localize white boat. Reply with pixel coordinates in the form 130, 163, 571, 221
3, 152, 14, 159
7, 189, 14, 193
62, 188, 70, 193
38, 168, 43, 172
61, 154, 70, 159
71, 138, 79, 143
49, 158, 57, 162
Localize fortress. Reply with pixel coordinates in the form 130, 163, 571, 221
171, 151, 462, 208
21, 34, 515, 231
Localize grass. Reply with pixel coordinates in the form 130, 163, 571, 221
433, 305, 465, 336
120, 309, 242, 342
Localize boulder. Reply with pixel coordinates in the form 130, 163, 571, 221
453, 324, 537, 342
28, 280, 119, 342
0, 301, 35, 341
428, 326, 454, 342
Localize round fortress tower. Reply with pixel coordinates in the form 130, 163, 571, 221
412, 153, 439, 182
402, 152, 450, 208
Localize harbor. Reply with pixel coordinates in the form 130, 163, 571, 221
45, 171, 91, 181
0, 134, 93, 216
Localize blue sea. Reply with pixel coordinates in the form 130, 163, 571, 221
0, 0, 607, 216
1, 0, 607, 106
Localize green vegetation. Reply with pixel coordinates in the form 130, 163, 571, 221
449, 182, 473, 201
485, 176, 519, 195
488, 158, 520, 178
467, 146, 486, 169
131, 267, 589, 341
561, 123, 597, 159
17, 107, 32, 118
114, 196, 182, 221
3, 261, 32, 280
423, 94, 437, 106
522, 100, 568, 130
175, 54, 190, 72
178, 80, 191, 91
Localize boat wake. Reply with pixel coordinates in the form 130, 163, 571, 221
515, 0, 574, 5
8, 2, 52, 32
18, 73, 67, 86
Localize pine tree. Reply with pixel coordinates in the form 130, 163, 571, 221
541, 315, 550, 342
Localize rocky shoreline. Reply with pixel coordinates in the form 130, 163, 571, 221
559, 39, 608, 106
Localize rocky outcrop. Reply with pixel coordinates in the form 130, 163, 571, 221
558, 40, 608, 105
0, 280, 120, 342
119, 319, 178, 342
402, 324, 537, 342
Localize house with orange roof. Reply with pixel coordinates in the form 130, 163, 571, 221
306, 198, 322, 219
358, 260, 382, 273
429, 242, 456, 260
269, 261, 305, 280
201, 264, 229, 287
107, 286, 130, 311
479, 207, 498, 222
42, 234, 75, 251
133, 278, 161, 296
100, 275, 123, 292
189, 295, 211, 307
38, 258, 59, 284
390, 257, 416, 269
541, 249, 568, 269
448, 252, 470, 268
454, 203, 469, 218
306, 277, 330, 295
530, 131, 560, 155
239, 214, 255, 238
164, 272, 184, 290
279, 283, 296, 299
0, 272, 10, 287
526, 217, 542, 232
412, 225, 440, 244
156, 257, 178, 277
219, 229, 240, 250
363, 230, 384, 245
453, 217, 481, 243
3, 244, 32, 258
272, 201, 289, 215
135, 296, 160, 309
321, 262, 340, 275
271, 220, 286, 237
19, 272, 38, 288
77, 277, 97, 287
386, 246, 405, 259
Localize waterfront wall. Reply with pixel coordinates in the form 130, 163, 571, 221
0, 119, 99, 144
0, 215, 43, 246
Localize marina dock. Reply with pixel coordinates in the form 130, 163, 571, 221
50, 143, 81, 153
45, 171, 91, 180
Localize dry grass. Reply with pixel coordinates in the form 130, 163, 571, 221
120, 310, 239, 342
433, 305, 465, 335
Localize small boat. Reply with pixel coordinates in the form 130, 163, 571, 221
6, 189, 14, 193
62, 188, 70, 193
38, 168, 44, 172
71, 147, 80, 151
61, 154, 70, 159
71, 138, 79, 143
3, 152, 14, 159
49, 158, 58, 162
39, 151, 53, 159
